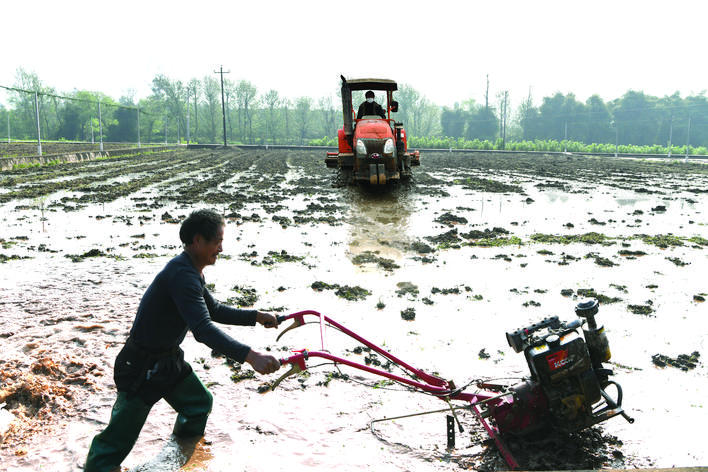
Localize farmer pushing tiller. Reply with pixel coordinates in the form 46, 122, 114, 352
271, 301, 633, 470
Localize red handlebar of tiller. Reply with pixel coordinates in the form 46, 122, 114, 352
275, 310, 448, 389
278, 350, 454, 395
273, 312, 519, 470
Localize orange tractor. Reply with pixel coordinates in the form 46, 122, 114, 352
326, 76, 420, 185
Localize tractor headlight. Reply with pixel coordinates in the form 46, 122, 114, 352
356, 139, 367, 156
383, 138, 394, 155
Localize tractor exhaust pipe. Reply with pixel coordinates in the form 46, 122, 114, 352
340, 75, 353, 145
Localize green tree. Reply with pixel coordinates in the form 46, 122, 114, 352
236, 80, 257, 144
516, 91, 538, 140
106, 96, 138, 142
262, 89, 280, 144
584, 95, 613, 144
151, 74, 187, 142
440, 103, 467, 138
202, 76, 220, 143
187, 79, 201, 142
294, 96, 312, 144
610, 90, 658, 145
317, 95, 338, 139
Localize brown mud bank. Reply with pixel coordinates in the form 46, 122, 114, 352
0, 149, 706, 471
0, 141, 149, 159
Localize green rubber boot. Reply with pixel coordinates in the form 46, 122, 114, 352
84, 392, 152, 472
165, 372, 213, 438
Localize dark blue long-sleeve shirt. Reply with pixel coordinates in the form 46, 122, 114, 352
129, 252, 257, 362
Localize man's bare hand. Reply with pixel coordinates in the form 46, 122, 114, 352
256, 311, 279, 329
245, 350, 280, 375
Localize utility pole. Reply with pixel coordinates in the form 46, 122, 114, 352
667, 114, 673, 158
484, 74, 489, 110
500, 90, 508, 150
685, 116, 691, 162
7, 110, 10, 143
193, 86, 199, 142
564, 121, 568, 152
34, 91, 42, 156
214, 65, 230, 146
186, 101, 190, 144
98, 101, 104, 152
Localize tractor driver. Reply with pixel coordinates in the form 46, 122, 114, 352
357, 90, 386, 119
84, 209, 281, 472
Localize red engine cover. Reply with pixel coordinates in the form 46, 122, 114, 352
354, 119, 394, 141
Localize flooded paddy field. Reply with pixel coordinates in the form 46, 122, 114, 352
0, 148, 706, 471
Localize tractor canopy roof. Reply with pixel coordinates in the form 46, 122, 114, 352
344, 78, 398, 92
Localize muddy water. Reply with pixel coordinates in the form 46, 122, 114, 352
0, 149, 707, 471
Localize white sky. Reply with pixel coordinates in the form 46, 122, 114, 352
2, 0, 707, 108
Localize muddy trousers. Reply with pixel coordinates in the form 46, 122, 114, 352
84, 372, 213, 472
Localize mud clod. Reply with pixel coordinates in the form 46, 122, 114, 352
64, 248, 106, 263
434, 212, 468, 226
410, 241, 434, 254
227, 286, 259, 307
576, 288, 622, 304
627, 304, 654, 316
666, 257, 689, 267
395, 282, 419, 298
310, 281, 370, 301
352, 251, 400, 271
400, 308, 416, 321
652, 351, 700, 371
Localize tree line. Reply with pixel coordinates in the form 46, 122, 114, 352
2, 68, 708, 150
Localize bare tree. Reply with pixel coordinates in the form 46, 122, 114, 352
236, 80, 257, 144
497, 90, 510, 149
282, 98, 291, 144
202, 76, 220, 143
187, 79, 201, 141
317, 96, 338, 138
295, 96, 312, 144
262, 89, 280, 144
223, 79, 236, 141
152, 74, 187, 141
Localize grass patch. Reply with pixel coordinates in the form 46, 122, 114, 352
466, 236, 523, 247
640, 234, 684, 248
530, 232, 614, 245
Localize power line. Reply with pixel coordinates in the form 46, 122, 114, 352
0, 84, 154, 115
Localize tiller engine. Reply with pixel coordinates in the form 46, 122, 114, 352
273, 299, 633, 469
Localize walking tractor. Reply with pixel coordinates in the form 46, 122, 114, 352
325, 76, 420, 185
271, 299, 634, 469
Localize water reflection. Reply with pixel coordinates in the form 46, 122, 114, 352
345, 184, 415, 262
